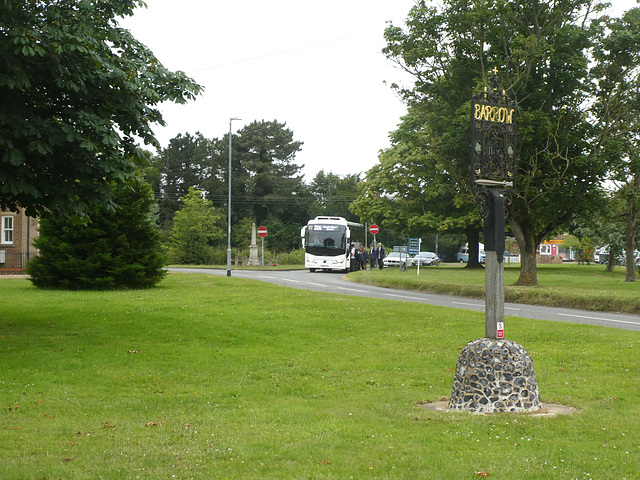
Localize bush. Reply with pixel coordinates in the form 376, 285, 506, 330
27, 178, 166, 290
277, 248, 304, 265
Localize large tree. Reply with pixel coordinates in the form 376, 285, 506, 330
381, 0, 629, 285
148, 122, 312, 252
231, 120, 312, 250
591, 8, 640, 281
232, 120, 306, 223
0, 0, 201, 219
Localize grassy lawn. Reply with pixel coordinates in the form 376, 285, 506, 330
349, 262, 640, 314
1, 273, 639, 479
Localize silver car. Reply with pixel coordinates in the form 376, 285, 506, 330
411, 251, 441, 267
383, 252, 410, 268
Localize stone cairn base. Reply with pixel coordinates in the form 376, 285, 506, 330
449, 338, 542, 414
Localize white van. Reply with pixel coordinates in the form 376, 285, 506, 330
456, 243, 486, 263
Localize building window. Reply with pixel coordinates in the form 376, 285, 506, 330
1, 215, 14, 244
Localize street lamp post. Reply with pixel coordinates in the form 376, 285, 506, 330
227, 117, 241, 277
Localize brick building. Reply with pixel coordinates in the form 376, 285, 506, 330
0, 208, 38, 272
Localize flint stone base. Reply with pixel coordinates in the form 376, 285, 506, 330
449, 338, 542, 414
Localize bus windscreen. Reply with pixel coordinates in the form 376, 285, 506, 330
305, 224, 347, 256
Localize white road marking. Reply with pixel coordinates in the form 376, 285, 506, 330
559, 313, 640, 326
451, 301, 483, 307
384, 293, 425, 300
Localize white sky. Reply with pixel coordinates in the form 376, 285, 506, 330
120, 0, 416, 181
121, 0, 638, 182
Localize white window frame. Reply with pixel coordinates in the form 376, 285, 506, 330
1, 215, 14, 245
539, 244, 552, 256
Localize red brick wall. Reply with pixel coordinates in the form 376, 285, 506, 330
0, 209, 39, 270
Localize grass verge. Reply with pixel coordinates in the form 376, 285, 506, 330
1, 273, 639, 479
348, 263, 640, 314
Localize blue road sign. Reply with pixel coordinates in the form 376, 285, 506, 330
408, 238, 420, 256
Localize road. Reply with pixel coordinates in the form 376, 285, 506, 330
169, 267, 640, 332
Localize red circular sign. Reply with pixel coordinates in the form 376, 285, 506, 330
257, 226, 268, 238
369, 224, 379, 235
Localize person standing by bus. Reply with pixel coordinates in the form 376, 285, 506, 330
360, 245, 368, 270
369, 244, 376, 269
376, 242, 385, 269
349, 244, 356, 272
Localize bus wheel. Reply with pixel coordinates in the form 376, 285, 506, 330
309, 268, 316, 273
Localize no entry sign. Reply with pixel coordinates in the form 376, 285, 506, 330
369, 224, 379, 235
257, 226, 268, 238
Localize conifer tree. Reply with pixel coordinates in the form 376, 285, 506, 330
27, 177, 166, 290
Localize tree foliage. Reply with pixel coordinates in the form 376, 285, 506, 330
232, 120, 308, 228
309, 170, 361, 221
151, 133, 216, 229
378, 0, 638, 284
0, 0, 202, 219
591, 8, 640, 281
167, 187, 225, 265
26, 177, 166, 289
350, 107, 485, 266
152, 121, 315, 252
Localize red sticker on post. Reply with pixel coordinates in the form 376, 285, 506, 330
497, 322, 504, 339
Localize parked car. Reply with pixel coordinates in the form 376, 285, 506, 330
411, 251, 441, 267
383, 251, 411, 268
456, 243, 486, 263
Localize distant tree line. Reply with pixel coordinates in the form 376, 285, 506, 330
143, 120, 365, 258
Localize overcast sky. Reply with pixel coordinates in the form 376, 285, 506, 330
121, 0, 638, 182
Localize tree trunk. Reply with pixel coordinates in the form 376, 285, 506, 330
624, 174, 640, 282
624, 242, 636, 282
605, 248, 615, 273
465, 226, 483, 269
509, 217, 540, 286
624, 189, 638, 282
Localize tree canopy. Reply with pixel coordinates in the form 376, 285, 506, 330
0, 0, 202, 219
232, 120, 307, 226
591, 8, 640, 281
309, 170, 361, 222
151, 121, 314, 252
377, 0, 638, 284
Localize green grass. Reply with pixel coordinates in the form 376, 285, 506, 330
349, 262, 640, 314
1, 273, 640, 479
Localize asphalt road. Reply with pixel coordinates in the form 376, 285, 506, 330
169, 267, 640, 332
